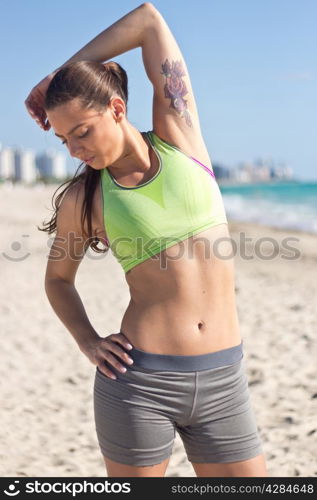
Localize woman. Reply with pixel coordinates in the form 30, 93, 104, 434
25, 3, 267, 477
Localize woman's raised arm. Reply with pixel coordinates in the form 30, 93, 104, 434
56, 2, 155, 71
25, 2, 204, 155
25, 2, 156, 129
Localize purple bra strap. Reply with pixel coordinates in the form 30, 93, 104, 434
190, 156, 216, 178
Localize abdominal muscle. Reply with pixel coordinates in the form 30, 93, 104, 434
120, 223, 242, 355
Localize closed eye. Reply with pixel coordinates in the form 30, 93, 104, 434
61, 130, 89, 145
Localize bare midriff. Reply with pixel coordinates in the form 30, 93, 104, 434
93, 166, 241, 356
119, 223, 242, 355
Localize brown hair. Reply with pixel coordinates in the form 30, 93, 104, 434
38, 60, 128, 253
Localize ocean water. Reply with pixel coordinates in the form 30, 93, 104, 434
219, 181, 317, 234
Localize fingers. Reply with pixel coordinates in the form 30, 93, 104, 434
43, 118, 51, 130
26, 106, 35, 119
99, 364, 118, 380
104, 352, 129, 375
98, 334, 134, 379
25, 105, 45, 129
104, 339, 134, 367
108, 343, 134, 366
24, 93, 48, 130
109, 332, 133, 350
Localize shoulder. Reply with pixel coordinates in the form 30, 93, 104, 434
63, 173, 108, 244
57, 178, 86, 235
60, 178, 85, 213
54, 175, 109, 254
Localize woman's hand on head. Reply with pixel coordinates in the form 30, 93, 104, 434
24, 72, 56, 131
81, 332, 134, 380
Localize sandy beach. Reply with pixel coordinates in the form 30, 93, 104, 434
0, 183, 316, 477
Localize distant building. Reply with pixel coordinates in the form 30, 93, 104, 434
0, 147, 15, 179
36, 150, 67, 180
230, 162, 253, 183
14, 149, 36, 183
0, 141, 294, 185
212, 163, 230, 179
0, 145, 68, 183
270, 163, 293, 179
283, 166, 294, 178
225, 158, 294, 184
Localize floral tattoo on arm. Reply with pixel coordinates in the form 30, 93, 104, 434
161, 58, 193, 127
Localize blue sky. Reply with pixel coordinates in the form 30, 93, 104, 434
0, 0, 316, 180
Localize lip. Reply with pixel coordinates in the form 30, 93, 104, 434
83, 156, 95, 163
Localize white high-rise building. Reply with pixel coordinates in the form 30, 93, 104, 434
0, 147, 15, 179
36, 150, 67, 179
14, 149, 36, 183
52, 151, 67, 179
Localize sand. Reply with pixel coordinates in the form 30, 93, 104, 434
0, 183, 316, 477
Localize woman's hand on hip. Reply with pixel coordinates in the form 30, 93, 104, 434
24, 72, 56, 130
83, 333, 134, 379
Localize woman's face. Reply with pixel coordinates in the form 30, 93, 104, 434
46, 97, 126, 170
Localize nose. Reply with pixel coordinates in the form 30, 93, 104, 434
67, 138, 84, 159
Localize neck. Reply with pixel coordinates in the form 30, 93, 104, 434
108, 125, 150, 179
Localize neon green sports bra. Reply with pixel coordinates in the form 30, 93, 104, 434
100, 130, 228, 273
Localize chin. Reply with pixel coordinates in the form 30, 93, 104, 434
85, 157, 99, 169
89, 164, 103, 171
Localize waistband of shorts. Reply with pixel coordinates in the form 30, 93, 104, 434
129, 340, 244, 372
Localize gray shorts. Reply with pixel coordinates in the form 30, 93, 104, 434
93, 340, 264, 467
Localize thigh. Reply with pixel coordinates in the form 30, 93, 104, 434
192, 453, 268, 477
103, 455, 171, 477
176, 359, 264, 465
94, 366, 176, 467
